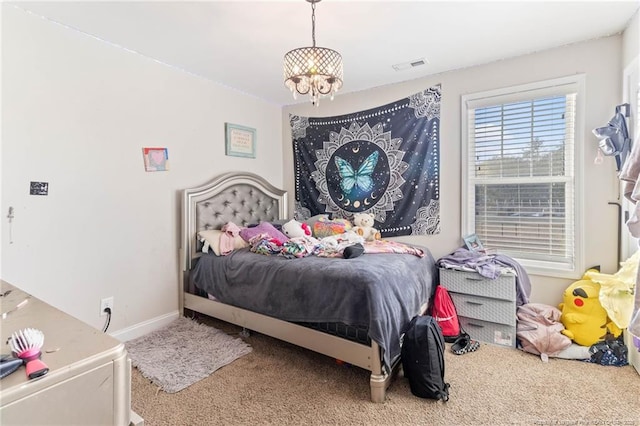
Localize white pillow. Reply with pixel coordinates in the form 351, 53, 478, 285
553, 343, 591, 360
198, 230, 223, 255
198, 230, 248, 256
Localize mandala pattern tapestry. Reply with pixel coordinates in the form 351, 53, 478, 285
292, 85, 441, 237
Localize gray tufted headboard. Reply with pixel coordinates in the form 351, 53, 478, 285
181, 171, 288, 271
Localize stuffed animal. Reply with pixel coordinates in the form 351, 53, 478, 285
352, 212, 381, 242
559, 271, 622, 347
281, 219, 311, 239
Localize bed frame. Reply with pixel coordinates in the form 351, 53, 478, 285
179, 171, 399, 402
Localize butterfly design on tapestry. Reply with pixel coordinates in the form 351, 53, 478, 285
334, 151, 379, 194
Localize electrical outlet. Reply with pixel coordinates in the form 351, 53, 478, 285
100, 297, 114, 316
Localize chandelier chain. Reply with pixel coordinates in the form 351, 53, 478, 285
311, 1, 316, 47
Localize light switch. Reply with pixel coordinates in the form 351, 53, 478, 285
30, 181, 49, 196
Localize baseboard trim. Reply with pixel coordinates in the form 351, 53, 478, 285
111, 310, 180, 342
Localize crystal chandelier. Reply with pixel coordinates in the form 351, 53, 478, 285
284, 0, 343, 106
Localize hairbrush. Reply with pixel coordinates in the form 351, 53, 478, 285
9, 328, 49, 379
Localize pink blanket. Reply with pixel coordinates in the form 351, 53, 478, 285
363, 240, 424, 257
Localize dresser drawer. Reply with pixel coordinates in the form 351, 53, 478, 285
440, 268, 516, 301
450, 293, 516, 326
459, 316, 516, 348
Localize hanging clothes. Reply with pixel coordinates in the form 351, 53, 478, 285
618, 124, 640, 337
593, 104, 631, 171
585, 250, 639, 330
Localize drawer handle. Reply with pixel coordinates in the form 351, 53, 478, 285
465, 277, 483, 281
467, 322, 485, 328
466, 301, 484, 306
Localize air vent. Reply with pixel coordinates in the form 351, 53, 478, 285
392, 58, 428, 71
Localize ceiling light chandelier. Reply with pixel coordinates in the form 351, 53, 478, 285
284, 0, 343, 106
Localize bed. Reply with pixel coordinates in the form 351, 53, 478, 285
179, 171, 437, 402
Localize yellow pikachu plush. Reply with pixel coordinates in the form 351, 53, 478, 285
558, 271, 622, 347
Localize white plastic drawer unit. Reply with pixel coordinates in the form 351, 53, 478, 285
439, 268, 517, 348
440, 268, 516, 301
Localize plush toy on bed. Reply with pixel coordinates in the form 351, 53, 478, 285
352, 212, 381, 242
281, 219, 311, 239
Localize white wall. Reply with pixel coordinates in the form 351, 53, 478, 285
1, 5, 283, 333
283, 36, 624, 307
622, 8, 639, 68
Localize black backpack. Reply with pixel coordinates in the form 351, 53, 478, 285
401, 315, 450, 401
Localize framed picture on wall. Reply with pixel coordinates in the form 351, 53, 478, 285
142, 147, 169, 172
225, 123, 256, 158
463, 233, 484, 252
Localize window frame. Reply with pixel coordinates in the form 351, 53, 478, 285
461, 75, 586, 278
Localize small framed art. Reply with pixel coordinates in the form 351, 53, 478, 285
142, 147, 169, 172
225, 123, 256, 158
463, 233, 484, 252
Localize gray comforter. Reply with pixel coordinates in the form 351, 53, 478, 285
191, 247, 437, 370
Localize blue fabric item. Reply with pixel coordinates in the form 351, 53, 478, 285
593, 104, 631, 171
588, 335, 628, 367
191, 246, 437, 371
437, 248, 531, 306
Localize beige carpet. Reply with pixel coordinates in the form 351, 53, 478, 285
131, 316, 640, 426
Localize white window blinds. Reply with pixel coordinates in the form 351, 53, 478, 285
462, 77, 584, 273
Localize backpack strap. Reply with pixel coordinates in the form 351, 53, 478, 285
437, 383, 451, 402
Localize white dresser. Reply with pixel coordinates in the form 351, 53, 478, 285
0, 280, 134, 425
440, 268, 517, 348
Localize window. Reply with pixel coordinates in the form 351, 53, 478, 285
462, 76, 585, 276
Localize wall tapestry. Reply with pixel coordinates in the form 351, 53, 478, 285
292, 85, 441, 237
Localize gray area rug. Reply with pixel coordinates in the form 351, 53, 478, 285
126, 316, 252, 393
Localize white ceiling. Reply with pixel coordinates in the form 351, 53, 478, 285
11, 0, 640, 106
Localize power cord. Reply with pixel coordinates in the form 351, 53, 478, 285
102, 307, 111, 333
